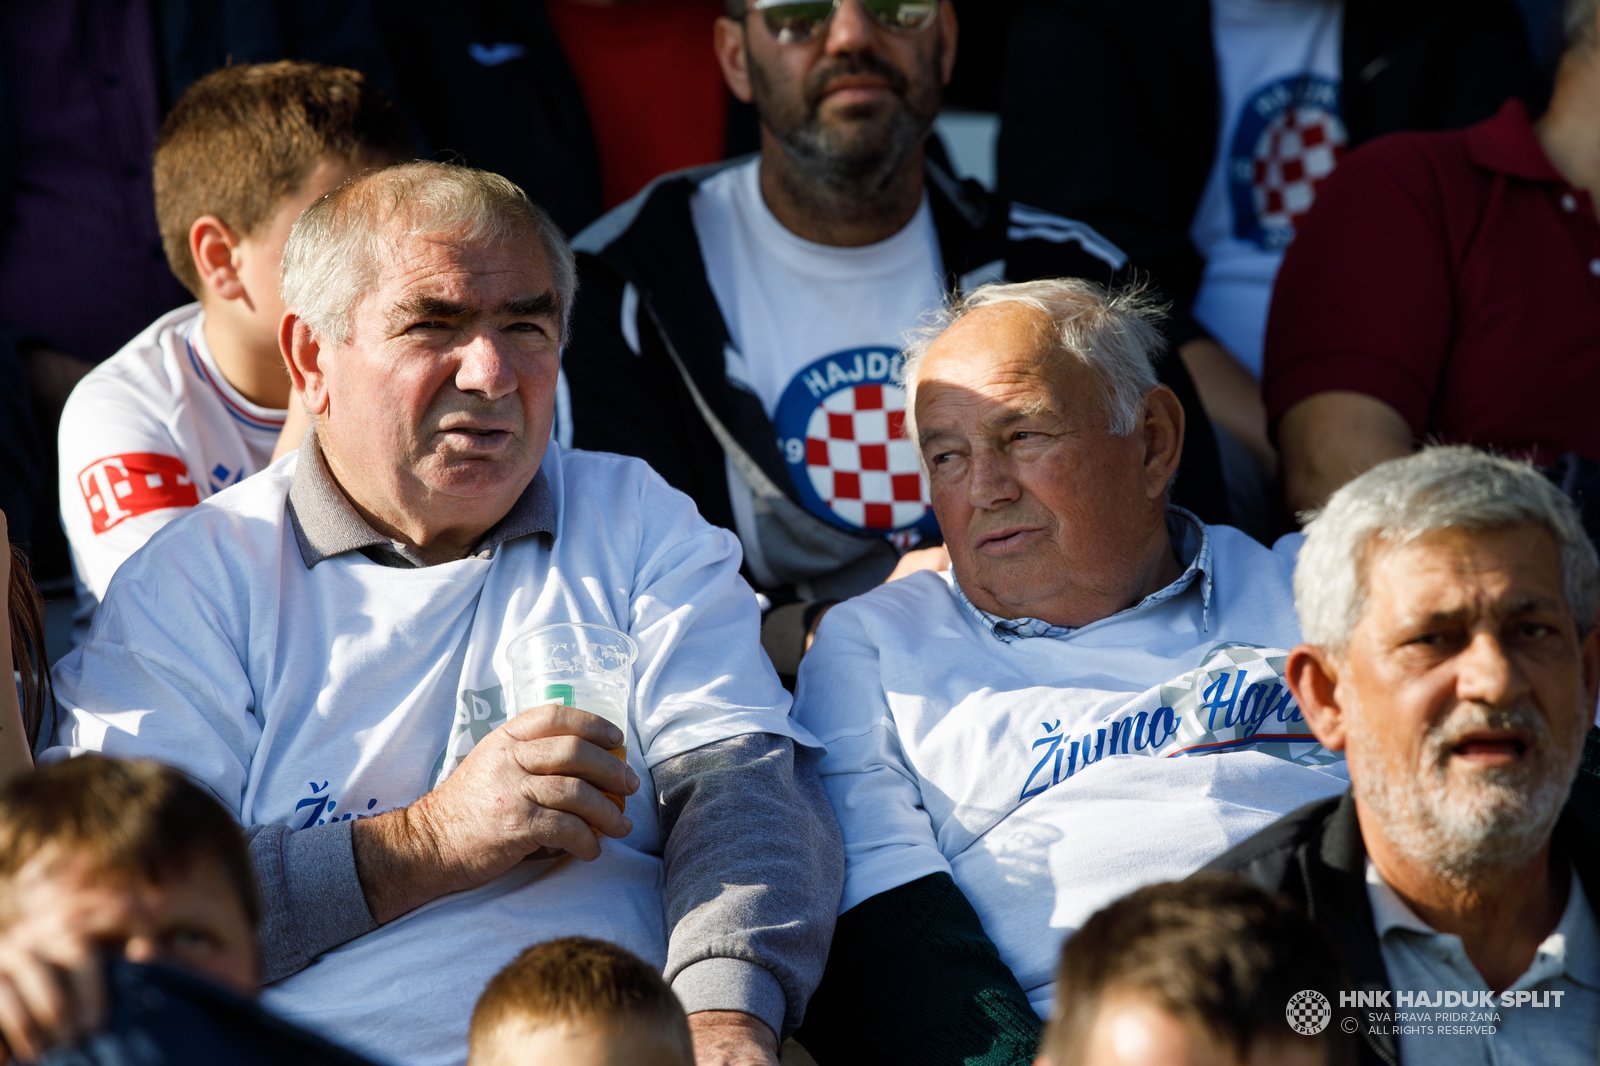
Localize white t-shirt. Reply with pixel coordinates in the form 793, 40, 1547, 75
47, 442, 813, 1066
792, 521, 1349, 1018
57, 303, 285, 633
1189, 0, 1344, 375
691, 159, 945, 544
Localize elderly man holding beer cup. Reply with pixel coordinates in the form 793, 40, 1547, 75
43, 162, 844, 1066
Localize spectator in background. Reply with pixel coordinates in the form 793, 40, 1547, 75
790, 280, 1347, 1066
47, 162, 842, 1066
1267, 0, 1600, 516
1039, 879, 1348, 1066
1211, 448, 1600, 1065
56, 62, 410, 642
468, 938, 694, 1066
997, 0, 1546, 517
0, 1, 394, 583
563, 0, 1230, 683
1, 508, 48, 787
374, 0, 1032, 234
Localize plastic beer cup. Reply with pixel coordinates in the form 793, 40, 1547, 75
507, 622, 638, 813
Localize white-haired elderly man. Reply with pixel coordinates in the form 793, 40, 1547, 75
41, 162, 844, 1066
1210, 447, 1600, 1066
789, 278, 1350, 1064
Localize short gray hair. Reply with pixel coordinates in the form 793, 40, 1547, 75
1296, 447, 1599, 653
280, 160, 578, 347
900, 278, 1166, 444
1568, 0, 1600, 52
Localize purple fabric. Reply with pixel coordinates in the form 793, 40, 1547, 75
0, 0, 191, 363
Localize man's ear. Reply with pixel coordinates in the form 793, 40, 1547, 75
1138, 384, 1185, 502
714, 16, 753, 103
1286, 644, 1349, 751
282, 312, 331, 418
937, 0, 959, 86
189, 215, 246, 302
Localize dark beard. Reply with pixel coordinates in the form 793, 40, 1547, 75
749, 47, 940, 198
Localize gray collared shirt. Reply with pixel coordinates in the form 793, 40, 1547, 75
1367, 860, 1600, 1065
285, 433, 555, 568
951, 506, 1214, 643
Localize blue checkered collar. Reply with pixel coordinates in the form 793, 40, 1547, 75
951, 507, 1213, 644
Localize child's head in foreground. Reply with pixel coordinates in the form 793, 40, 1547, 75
469, 937, 694, 1066
153, 61, 411, 344
0, 755, 260, 993
1041, 878, 1352, 1066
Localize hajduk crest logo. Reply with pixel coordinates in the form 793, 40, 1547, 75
1228, 73, 1346, 251
774, 347, 937, 538
1286, 990, 1332, 1036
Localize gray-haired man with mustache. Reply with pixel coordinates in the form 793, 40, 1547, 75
45, 162, 844, 1066
1211, 446, 1600, 1065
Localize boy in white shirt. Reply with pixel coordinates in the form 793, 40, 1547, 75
57, 61, 409, 636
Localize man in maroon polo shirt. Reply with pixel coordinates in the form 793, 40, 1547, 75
1265, 0, 1600, 516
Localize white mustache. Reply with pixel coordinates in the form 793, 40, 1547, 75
1424, 702, 1549, 768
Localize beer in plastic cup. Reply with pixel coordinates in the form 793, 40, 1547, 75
507, 622, 638, 814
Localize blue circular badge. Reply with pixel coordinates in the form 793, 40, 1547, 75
773, 348, 938, 537
1227, 74, 1346, 251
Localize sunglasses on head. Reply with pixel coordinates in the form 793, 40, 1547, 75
749, 0, 939, 45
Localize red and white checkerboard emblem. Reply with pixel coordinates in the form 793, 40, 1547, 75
1250, 104, 1346, 233
77, 453, 198, 534
1228, 74, 1344, 251
803, 383, 929, 531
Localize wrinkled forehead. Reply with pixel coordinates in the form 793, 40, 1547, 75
914, 306, 1095, 421
377, 225, 550, 290
1360, 524, 1569, 624
359, 226, 556, 317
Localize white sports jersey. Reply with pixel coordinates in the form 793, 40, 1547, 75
691, 159, 946, 546
58, 303, 285, 637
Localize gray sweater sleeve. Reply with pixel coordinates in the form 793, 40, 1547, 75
654, 733, 845, 1040
244, 819, 378, 985
243, 731, 845, 1026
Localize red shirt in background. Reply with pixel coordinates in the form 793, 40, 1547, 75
1263, 100, 1600, 467
546, 0, 729, 209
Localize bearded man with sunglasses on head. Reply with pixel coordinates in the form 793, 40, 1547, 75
561, 0, 1232, 686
